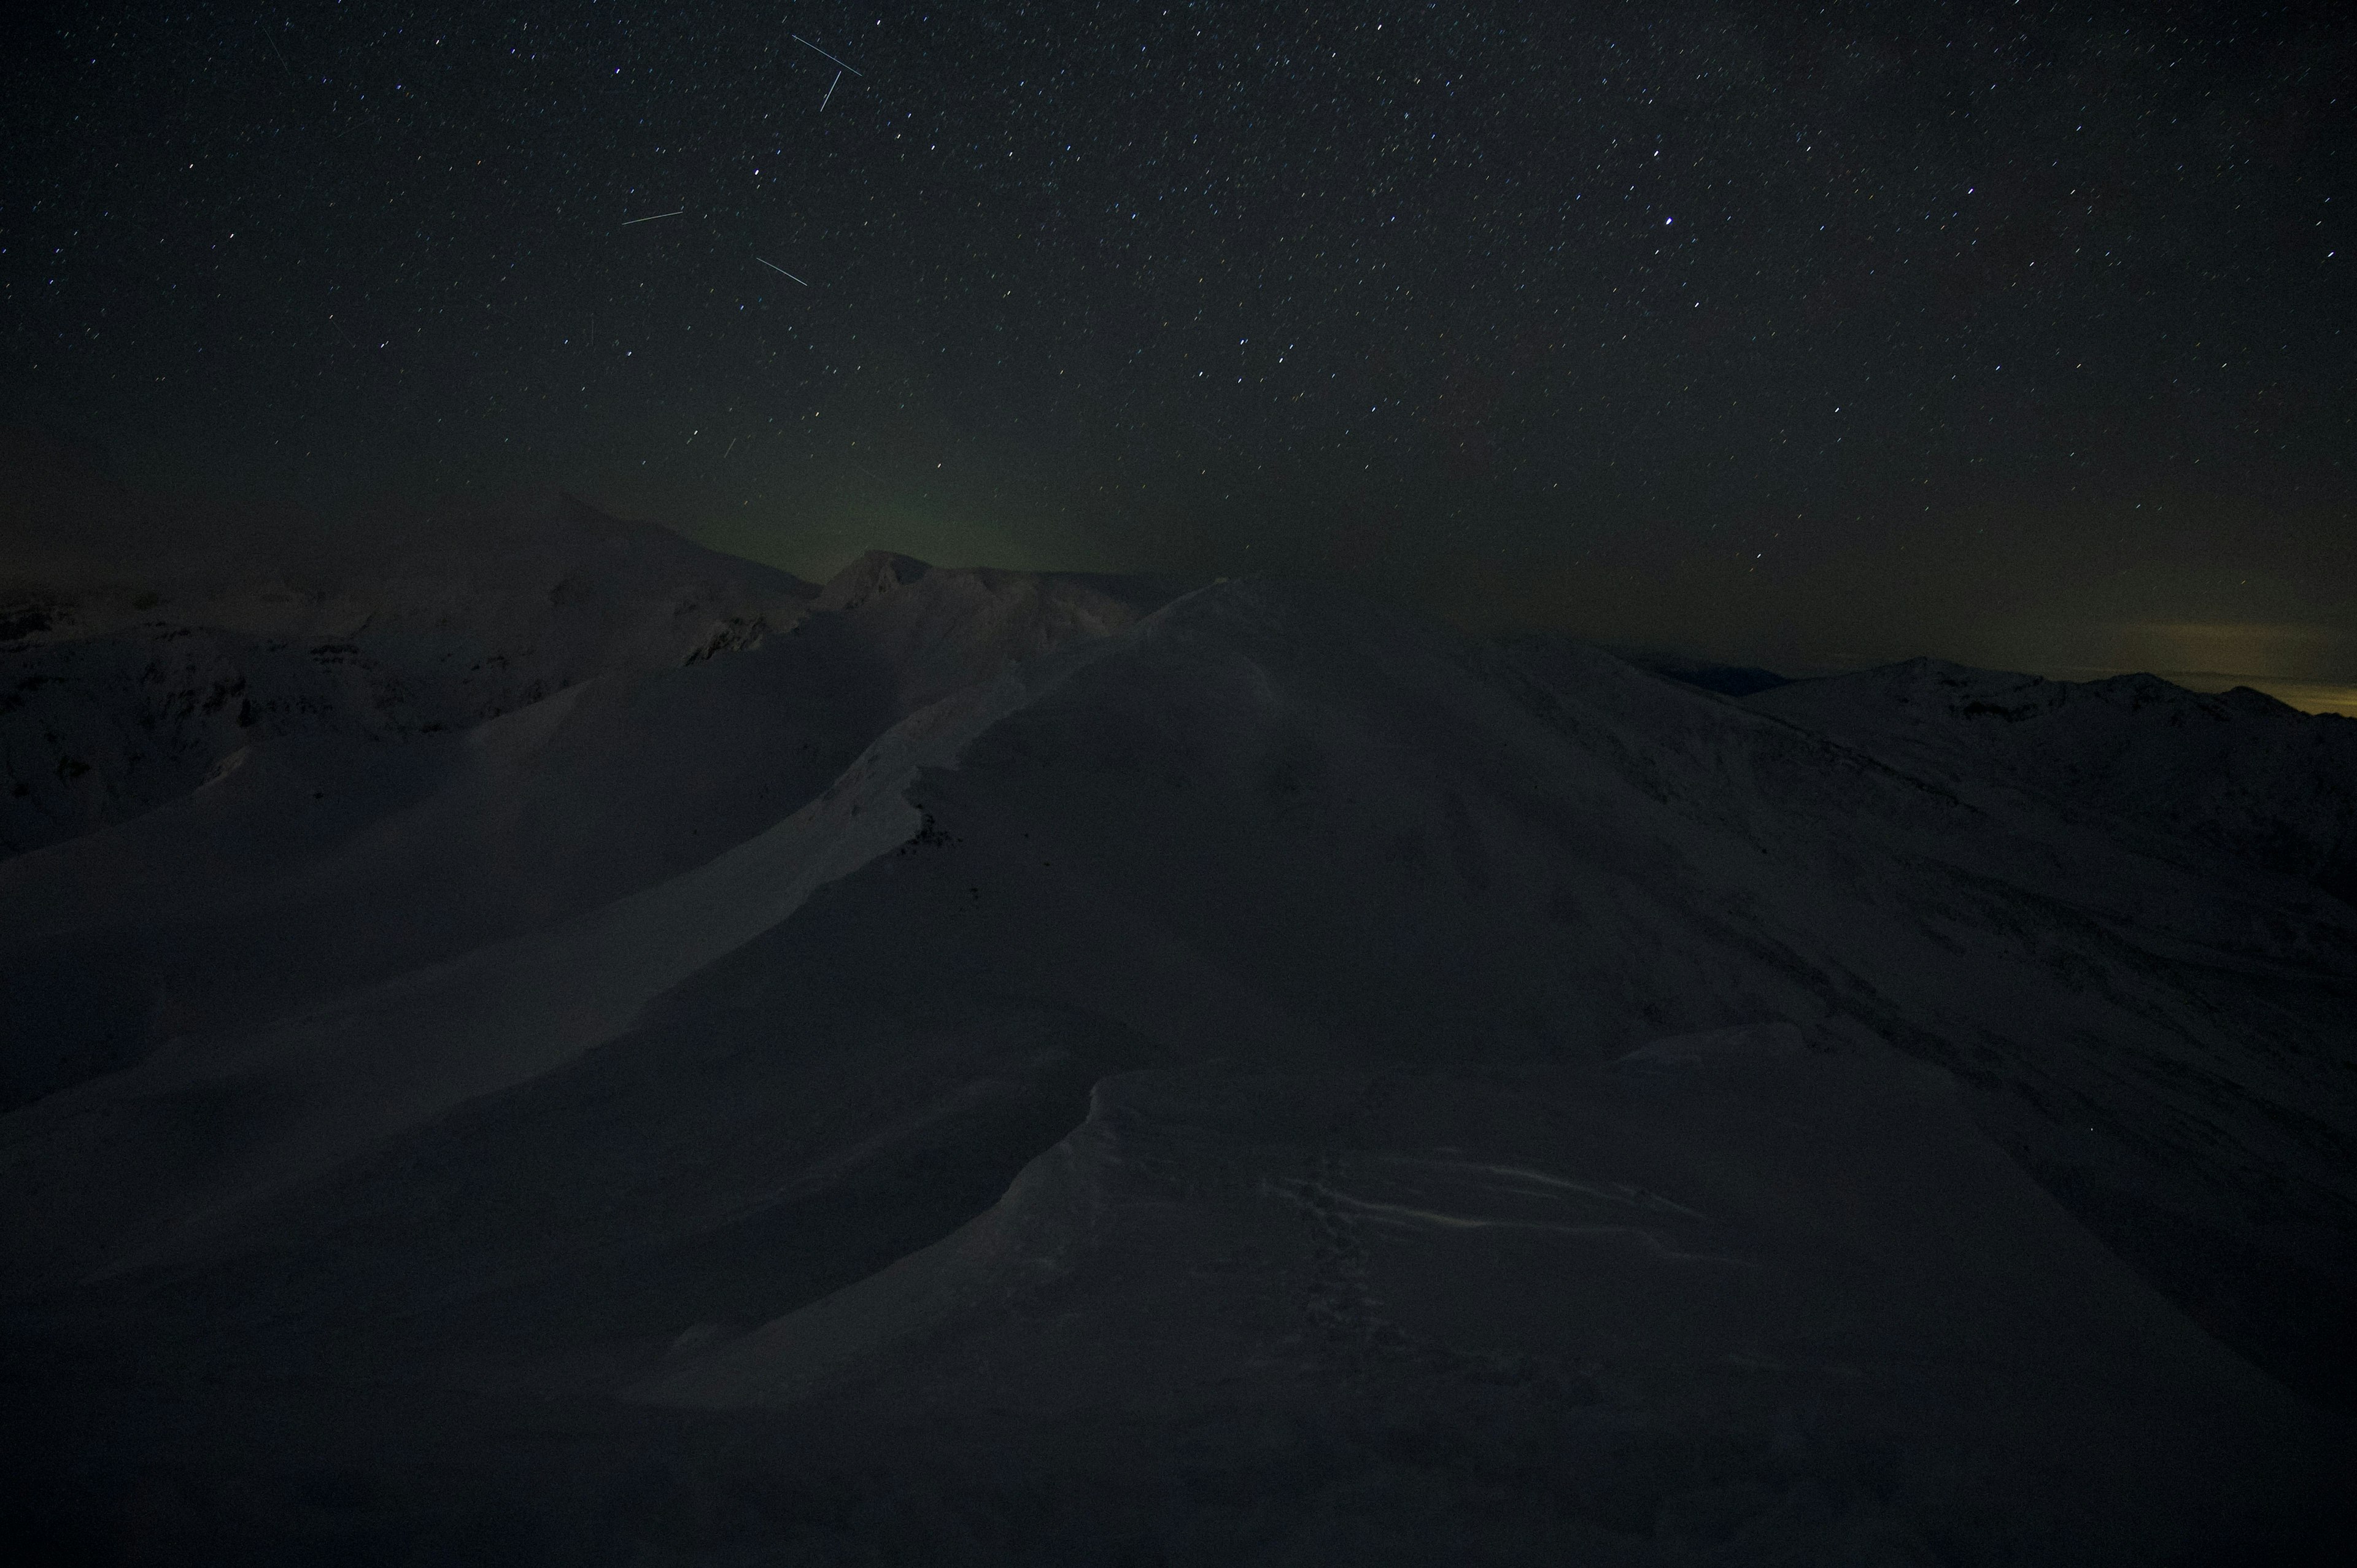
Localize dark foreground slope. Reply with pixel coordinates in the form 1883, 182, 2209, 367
2, 574, 2351, 1566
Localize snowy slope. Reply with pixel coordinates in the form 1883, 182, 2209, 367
1, 434, 819, 857
1746, 657, 2357, 902
0, 543, 1185, 1106
638, 1040, 2321, 1562
1, 575, 2350, 1563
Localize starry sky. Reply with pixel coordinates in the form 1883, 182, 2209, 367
5, 2, 2354, 698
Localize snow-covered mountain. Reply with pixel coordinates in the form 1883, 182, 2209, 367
1, 432, 821, 858
1746, 657, 2357, 903
0, 492, 2350, 1562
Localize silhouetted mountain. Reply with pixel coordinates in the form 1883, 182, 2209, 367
1584, 641, 1795, 697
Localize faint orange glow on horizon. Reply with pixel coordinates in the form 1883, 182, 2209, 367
2007, 666, 2357, 717
2027, 622, 2356, 717
2147, 675, 2357, 719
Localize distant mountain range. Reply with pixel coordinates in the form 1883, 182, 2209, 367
2, 446, 2350, 1564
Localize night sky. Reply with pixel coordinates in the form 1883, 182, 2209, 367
6, 2, 2353, 700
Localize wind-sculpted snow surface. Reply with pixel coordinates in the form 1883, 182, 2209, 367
637, 1041, 2320, 1562
1, 573, 2351, 1564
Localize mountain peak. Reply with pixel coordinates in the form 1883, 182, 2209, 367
814, 549, 934, 612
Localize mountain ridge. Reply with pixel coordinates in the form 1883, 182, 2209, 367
1, 509, 2351, 1560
